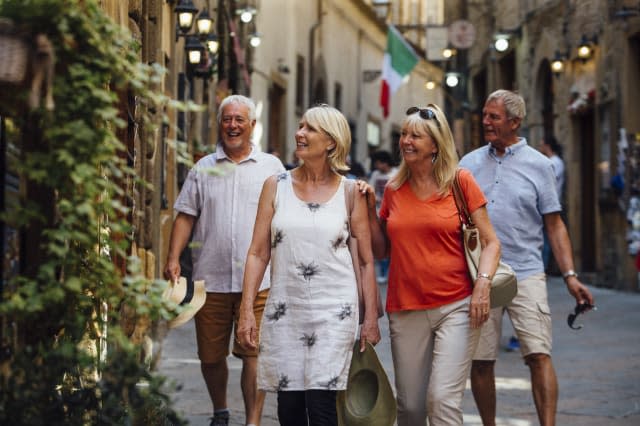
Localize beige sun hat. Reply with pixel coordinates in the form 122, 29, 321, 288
337, 340, 397, 426
163, 277, 206, 328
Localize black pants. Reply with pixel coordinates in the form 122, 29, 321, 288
277, 390, 337, 426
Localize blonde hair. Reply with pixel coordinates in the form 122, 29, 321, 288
389, 103, 458, 196
302, 104, 351, 172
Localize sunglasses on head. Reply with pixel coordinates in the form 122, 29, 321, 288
406, 106, 441, 129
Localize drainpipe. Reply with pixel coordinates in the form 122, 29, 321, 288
308, 0, 322, 107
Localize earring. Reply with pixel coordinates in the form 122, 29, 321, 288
431, 153, 438, 164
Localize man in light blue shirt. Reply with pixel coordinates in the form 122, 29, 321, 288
459, 90, 594, 426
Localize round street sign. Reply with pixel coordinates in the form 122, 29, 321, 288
448, 20, 476, 49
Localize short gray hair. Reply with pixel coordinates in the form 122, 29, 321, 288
486, 89, 526, 120
217, 95, 256, 123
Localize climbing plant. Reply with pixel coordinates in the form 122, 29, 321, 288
0, 0, 193, 424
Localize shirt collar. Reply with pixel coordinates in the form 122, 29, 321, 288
214, 143, 258, 163
488, 137, 528, 158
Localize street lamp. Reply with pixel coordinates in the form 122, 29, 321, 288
551, 51, 566, 76
577, 34, 596, 61
237, 5, 257, 23
175, 0, 198, 37
185, 35, 205, 65
248, 32, 261, 48
425, 79, 437, 91
196, 9, 213, 37
442, 46, 457, 59
494, 36, 509, 52
445, 72, 461, 88
205, 33, 219, 55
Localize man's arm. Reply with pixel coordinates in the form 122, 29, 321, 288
544, 212, 595, 306
163, 212, 196, 281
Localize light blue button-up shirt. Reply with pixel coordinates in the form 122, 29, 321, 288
459, 138, 560, 280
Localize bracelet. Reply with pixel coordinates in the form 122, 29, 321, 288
477, 273, 492, 281
562, 270, 578, 281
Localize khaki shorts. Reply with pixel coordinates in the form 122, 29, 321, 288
473, 273, 552, 360
195, 289, 269, 364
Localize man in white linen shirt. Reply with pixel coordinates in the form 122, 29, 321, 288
164, 95, 285, 426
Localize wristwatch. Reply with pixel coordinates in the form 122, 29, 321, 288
477, 273, 492, 281
562, 270, 578, 281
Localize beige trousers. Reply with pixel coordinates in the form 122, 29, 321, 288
389, 296, 479, 426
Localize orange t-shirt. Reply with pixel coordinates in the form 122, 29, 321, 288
379, 169, 487, 312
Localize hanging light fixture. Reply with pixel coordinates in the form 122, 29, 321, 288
444, 72, 461, 88
175, 0, 198, 35
237, 5, 257, 23
494, 34, 510, 52
425, 78, 436, 91
248, 32, 262, 48
196, 9, 213, 37
550, 51, 566, 75
205, 33, 219, 55
577, 34, 596, 61
442, 46, 457, 59
185, 35, 205, 65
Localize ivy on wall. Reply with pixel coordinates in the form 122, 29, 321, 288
0, 0, 193, 423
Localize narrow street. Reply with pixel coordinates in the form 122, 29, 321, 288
159, 276, 640, 425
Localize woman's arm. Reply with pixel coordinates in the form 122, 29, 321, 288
469, 205, 501, 328
355, 181, 389, 259
350, 188, 382, 351
238, 176, 278, 350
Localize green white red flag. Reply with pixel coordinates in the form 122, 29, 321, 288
380, 26, 419, 118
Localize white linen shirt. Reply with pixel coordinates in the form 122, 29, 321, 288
174, 144, 285, 293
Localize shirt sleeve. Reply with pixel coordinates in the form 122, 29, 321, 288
458, 168, 487, 214
537, 160, 562, 214
173, 167, 201, 217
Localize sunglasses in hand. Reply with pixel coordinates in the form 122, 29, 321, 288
567, 302, 596, 330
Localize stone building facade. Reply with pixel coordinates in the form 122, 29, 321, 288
455, 0, 640, 291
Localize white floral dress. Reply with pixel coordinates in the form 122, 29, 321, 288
257, 172, 359, 392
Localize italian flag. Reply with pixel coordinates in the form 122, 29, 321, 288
380, 26, 419, 118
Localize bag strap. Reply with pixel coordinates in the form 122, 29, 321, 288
451, 169, 475, 227
344, 178, 355, 234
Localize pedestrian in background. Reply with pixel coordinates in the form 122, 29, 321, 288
238, 104, 381, 426
359, 104, 501, 425
459, 89, 594, 426
164, 95, 285, 426
368, 149, 397, 283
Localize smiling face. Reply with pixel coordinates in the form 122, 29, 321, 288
294, 118, 335, 162
399, 122, 438, 166
220, 102, 255, 157
482, 98, 520, 153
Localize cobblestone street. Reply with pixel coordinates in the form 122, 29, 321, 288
160, 276, 640, 425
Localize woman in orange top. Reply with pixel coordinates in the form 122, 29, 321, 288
358, 104, 501, 426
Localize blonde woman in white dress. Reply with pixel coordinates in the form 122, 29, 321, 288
238, 104, 381, 426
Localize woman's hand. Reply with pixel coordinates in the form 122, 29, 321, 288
359, 317, 381, 352
355, 180, 377, 211
469, 277, 491, 328
237, 309, 258, 350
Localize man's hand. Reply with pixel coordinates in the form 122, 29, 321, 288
565, 276, 594, 307
163, 258, 181, 282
